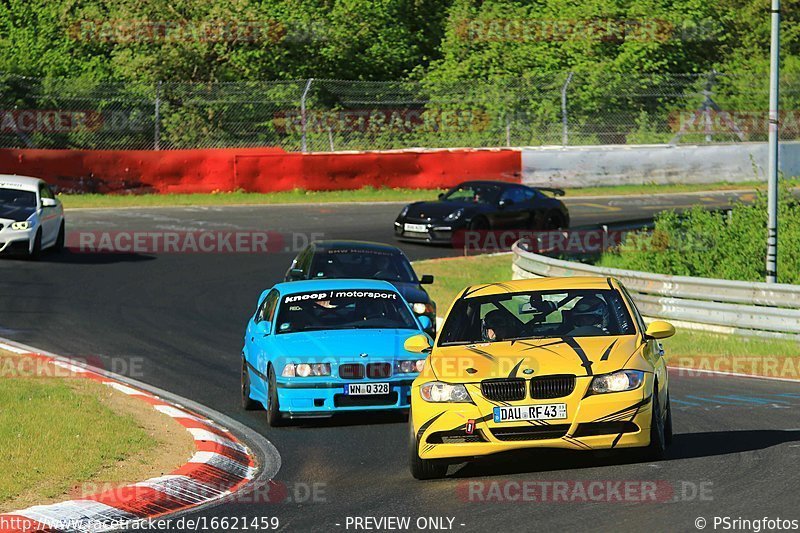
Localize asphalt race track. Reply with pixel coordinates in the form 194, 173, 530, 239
2, 189, 798, 532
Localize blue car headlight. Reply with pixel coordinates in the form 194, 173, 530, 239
397, 360, 426, 373
282, 363, 331, 377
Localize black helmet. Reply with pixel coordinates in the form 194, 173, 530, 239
481, 309, 518, 341
571, 295, 610, 330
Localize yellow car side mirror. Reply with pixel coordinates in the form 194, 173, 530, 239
645, 320, 676, 340
404, 334, 432, 354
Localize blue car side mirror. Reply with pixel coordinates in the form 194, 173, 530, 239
418, 315, 432, 331
256, 321, 272, 336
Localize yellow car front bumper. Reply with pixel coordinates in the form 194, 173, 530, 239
412, 375, 654, 460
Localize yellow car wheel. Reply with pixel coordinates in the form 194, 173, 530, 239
408, 410, 447, 480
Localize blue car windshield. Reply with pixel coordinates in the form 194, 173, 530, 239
276, 289, 417, 334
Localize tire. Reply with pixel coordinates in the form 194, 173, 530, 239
409, 411, 447, 480
544, 211, 564, 230
28, 230, 42, 260
467, 217, 489, 231
664, 394, 674, 446
241, 359, 261, 411
266, 366, 287, 427
53, 222, 65, 253
643, 387, 667, 460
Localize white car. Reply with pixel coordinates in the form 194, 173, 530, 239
0, 175, 65, 258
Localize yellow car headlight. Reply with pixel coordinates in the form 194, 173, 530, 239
420, 381, 471, 403
11, 221, 31, 230
590, 370, 645, 394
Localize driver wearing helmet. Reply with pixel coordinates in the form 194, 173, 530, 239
568, 295, 611, 335
481, 309, 519, 341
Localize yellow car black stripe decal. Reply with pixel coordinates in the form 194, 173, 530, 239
563, 337, 594, 376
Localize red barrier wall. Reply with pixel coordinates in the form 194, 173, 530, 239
0, 147, 521, 194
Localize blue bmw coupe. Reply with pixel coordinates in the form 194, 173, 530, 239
241, 279, 433, 425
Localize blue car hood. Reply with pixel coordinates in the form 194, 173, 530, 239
270, 328, 422, 362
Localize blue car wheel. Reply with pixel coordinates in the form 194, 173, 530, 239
241, 359, 261, 411
267, 366, 287, 427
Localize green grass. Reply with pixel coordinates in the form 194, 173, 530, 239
0, 375, 156, 507
58, 180, 799, 209
413, 253, 513, 314
665, 329, 799, 359
412, 254, 800, 363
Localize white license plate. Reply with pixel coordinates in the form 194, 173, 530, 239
345, 382, 390, 395
493, 404, 567, 423
404, 223, 427, 233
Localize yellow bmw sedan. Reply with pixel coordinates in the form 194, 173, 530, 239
405, 276, 675, 479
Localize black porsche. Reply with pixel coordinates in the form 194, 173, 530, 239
394, 180, 569, 244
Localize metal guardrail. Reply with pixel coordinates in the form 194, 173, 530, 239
511, 241, 800, 340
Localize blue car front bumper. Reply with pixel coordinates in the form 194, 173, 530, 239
275, 377, 416, 416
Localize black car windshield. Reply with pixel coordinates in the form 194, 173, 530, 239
438, 289, 636, 346
441, 184, 501, 204
309, 249, 417, 282
276, 289, 418, 333
0, 188, 36, 208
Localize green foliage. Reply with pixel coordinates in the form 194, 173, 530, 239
0, 0, 798, 148
598, 182, 800, 284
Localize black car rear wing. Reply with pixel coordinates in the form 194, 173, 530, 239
536, 187, 565, 197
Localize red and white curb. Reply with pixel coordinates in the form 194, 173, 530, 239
0, 341, 260, 533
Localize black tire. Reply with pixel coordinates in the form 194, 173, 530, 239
266, 366, 287, 427
643, 387, 667, 460
664, 394, 674, 446
241, 359, 261, 411
544, 211, 565, 230
29, 230, 42, 260
467, 216, 489, 231
409, 412, 447, 480
53, 222, 65, 253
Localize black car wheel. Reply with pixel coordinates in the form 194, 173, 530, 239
544, 211, 565, 230
241, 359, 261, 411
28, 230, 42, 260
467, 216, 489, 231
267, 366, 287, 427
409, 411, 448, 480
53, 222, 65, 253
643, 387, 668, 460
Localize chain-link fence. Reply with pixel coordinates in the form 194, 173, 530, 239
1, 72, 798, 151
